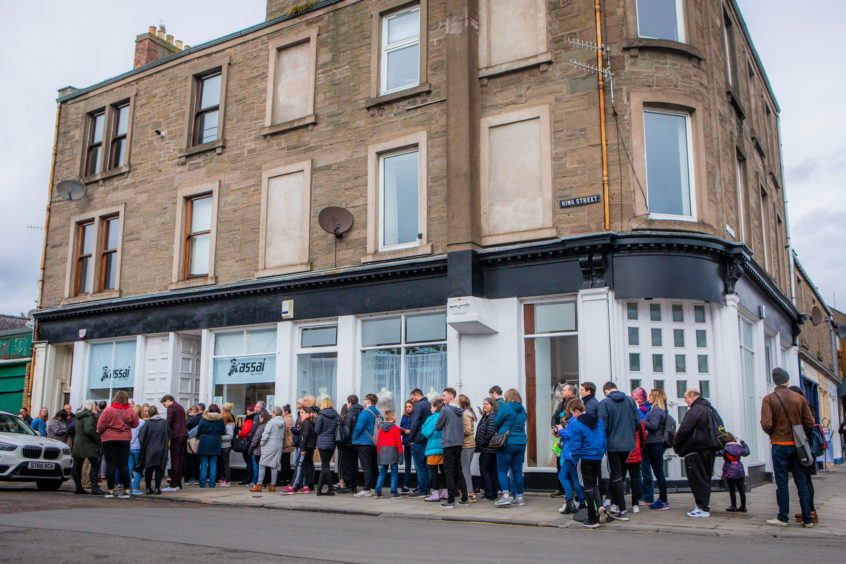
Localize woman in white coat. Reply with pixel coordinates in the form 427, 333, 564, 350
250, 406, 287, 492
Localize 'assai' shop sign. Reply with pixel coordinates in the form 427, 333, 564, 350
559, 194, 601, 208
89, 364, 135, 390
213, 355, 276, 385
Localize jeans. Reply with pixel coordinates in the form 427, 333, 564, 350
496, 442, 525, 496
640, 455, 654, 502
411, 443, 429, 493
403, 445, 413, 488
199, 455, 218, 487
128, 449, 142, 491
375, 463, 399, 494
772, 444, 812, 524
251, 455, 259, 484
557, 458, 583, 502
461, 448, 474, 496
646, 443, 668, 502
478, 452, 498, 499
103, 440, 130, 491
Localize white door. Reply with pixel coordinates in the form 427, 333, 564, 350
143, 336, 171, 406
178, 336, 201, 407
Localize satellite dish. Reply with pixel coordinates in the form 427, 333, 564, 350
810, 305, 824, 326
837, 324, 846, 339
55, 179, 87, 201
318, 207, 353, 238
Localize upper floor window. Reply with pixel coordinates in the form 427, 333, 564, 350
723, 10, 737, 89
380, 149, 419, 250
99, 215, 120, 291
110, 103, 130, 169
184, 194, 212, 277
193, 72, 221, 145
85, 111, 105, 177
75, 221, 95, 295
643, 109, 695, 219
381, 6, 420, 95
636, 0, 684, 42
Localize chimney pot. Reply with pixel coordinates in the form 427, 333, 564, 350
175, 40, 183, 49
166, 34, 174, 45
148, 25, 157, 35
157, 28, 165, 39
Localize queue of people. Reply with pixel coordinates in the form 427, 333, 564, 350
20, 366, 826, 532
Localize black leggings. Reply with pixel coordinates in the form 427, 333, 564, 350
727, 477, 746, 509
103, 440, 130, 491
578, 459, 602, 524
219, 447, 232, 482
317, 448, 335, 492
623, 462, 642, 505
428, 463, 445, 490
145, 467, 164, 490
72, 456, 98, 490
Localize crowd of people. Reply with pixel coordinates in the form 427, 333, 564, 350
18, 367, 829, 529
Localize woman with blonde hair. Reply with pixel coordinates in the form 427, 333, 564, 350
644, 388, 670, 510
458, 394, 477, 502
314, 397, 339, 495
218, 403, 236, 487
493, 388, 527, 507
128, 403, 147, 495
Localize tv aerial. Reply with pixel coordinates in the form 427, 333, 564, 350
54, 179, 87, 201
318, 207, 354, 269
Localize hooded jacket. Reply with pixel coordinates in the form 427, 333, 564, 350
377, 421, 403, 465
314, 407, 339, 451
300, 414, 317, 449
598, 390, 640, 453
342, 403, 364, 446
137, 415, 170, 471
71, 409, 100, 459
421, 412, 443, 456
582, 394, 600, 416
717, 440, 750, 480
673, 396, 715, 456
259, 415, 287, 469
569, 413, 607, 462
493, 401, 527, 446
408, 397, 431, 445
352, 405, 381, 447
435, 404, 464, 448
626, 420, 646, 464
556, 415, 579, 461
97, 403, 139, 442
196, 412, 226, 456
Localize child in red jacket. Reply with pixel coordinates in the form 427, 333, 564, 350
374, 410, 404, 497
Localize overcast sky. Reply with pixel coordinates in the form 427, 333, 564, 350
0, 1, 843, 317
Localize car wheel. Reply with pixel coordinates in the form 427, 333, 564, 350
36, 479, 63, 491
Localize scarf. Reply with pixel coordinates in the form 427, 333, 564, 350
111, 402, 130, 410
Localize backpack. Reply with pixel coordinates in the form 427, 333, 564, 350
705, 407, 729, 451
662, 413, 677, 449
335, 418, 349, 445
364, 409, 385, 446
808, 424, 825, 458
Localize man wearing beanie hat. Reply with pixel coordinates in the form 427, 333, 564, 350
760, 367, 816, 528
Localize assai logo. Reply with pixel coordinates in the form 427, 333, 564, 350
227, 358, 267, 377
100, 365, 131, 382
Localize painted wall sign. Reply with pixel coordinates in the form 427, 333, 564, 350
559, 194, 601, 208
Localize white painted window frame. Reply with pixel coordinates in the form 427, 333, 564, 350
636, 0, 685, 42
380, 6, 421, 96
643, 108, 697, 222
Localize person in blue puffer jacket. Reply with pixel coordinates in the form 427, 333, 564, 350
421, 399, 446, 501
492, 389, 527, 508
568, 399, 608, 528
556, 401, 584, 515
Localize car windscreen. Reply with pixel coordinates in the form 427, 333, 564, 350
0, 413, 37, 435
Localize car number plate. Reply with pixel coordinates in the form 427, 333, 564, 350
27, 462, 55, 470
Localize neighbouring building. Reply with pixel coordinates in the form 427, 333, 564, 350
0, 316, 33, 414
31, 0, 813, 483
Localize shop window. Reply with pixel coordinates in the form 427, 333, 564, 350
672, 304, 684, 322
297, 326, 338, 403
651, 328, 662, 347
644, 109, 695, 219
213, 328, 277, 417
360, 311, 447, 416
524, 302, 578, 468
650, 303, 661, 321
739, 317, 760, 458
629, 353, 641, 372
628, 327, 640, 346
87, 340, 136, 401
636, 0, 684, 42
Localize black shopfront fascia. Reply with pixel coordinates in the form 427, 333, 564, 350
34, 232, 799, 343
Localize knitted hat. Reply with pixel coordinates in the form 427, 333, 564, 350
772, 367, 790, 385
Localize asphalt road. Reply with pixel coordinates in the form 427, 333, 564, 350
0, 486, 842, 563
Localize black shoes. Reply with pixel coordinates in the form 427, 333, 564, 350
74, 488, 87, 495
146, 488, 154, 495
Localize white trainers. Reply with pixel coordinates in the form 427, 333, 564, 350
354, 489, 372, 497
766, 518, 788, 527
631, 504, 640, 514
610, 504, 620, 515
160, 487, 180, 493
687, 507, 711, 518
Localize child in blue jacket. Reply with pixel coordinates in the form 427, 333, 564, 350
556, 404, 584, 515
568, 400, 608, 528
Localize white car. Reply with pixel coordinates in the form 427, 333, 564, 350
0, 411, 73, 490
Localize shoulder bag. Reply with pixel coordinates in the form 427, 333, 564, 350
489, 415, 518, 450
773, 391, 815, 467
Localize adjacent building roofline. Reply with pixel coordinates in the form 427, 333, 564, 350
793, 251, 832, 317
728, 0, 781, 113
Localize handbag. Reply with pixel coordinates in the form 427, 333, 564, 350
490, 415, 519, 450
773, 391, 815, 467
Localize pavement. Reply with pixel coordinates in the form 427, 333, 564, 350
109, 464, 846, 540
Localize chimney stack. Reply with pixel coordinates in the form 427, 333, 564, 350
133, 23, 186, 69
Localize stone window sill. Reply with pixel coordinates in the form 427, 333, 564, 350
366, 83, 432, 109
255, 263, 311, 278
478, 52, 553, 80
62, 289, 121, 305
82, 166, 131, 185
168, 276, 217, 291
261, 115, 317, 137
361, 243, 433, 264
623, 38, 704, 61
178, 139, 225, 159
727, 89, 746, 120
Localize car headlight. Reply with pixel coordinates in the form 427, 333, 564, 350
0, 442, 17, 451
62, 448, 71, 455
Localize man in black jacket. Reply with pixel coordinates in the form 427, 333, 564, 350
580, 382, 600, 416
598, 381, 640, 520
337, 395, 363, 493
408, 389, 431, 497
673, 389, 716, 518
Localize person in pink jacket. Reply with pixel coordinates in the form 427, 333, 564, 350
97, 390, 139, 498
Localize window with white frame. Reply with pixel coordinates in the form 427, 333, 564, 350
87, 340, 136, 401
735, 153, 746, 241
381, 6, 421, 95
723, 10, 737, 88
213, 328, 277, 417
643, 109, 695, 219
380, 148, 420, 250
360, 311, 447, 415
739, 316, 760, 460
296, 326, 338, 404
636, 0, 684, 42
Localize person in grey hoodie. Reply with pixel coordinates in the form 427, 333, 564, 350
435, 387, 469, 508
597, 381, 640, 521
